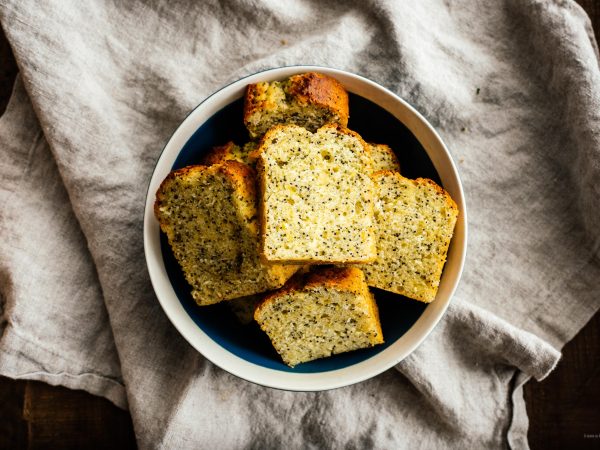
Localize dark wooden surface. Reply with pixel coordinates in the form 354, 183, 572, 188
1, 3, 599, 449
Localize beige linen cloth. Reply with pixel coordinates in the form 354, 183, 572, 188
1, 1, 599, 448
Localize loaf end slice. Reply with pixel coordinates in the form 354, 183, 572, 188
254, 266, 384, 367
202, 141, 258, 166
244, 72, 349, 139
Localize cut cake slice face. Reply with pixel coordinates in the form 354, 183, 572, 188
154, 161, 297, 306
362, 172, 458, 303
254, 266, 384, 367
256, 123, 376, 264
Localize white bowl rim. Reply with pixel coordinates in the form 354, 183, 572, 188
143, 65, 468, 391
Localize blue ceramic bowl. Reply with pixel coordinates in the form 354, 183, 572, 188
144, 66, 467, 390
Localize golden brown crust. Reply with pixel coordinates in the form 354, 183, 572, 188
218, 160, 258, 202
287, 72, 349, 126
255, 151, 268, 261
303, 266, 366, 293
243, 72, 350, 137
242, 83, 266, 126
371, 169, 396, 178
201, 141, 237, 165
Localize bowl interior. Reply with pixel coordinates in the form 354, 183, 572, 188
162, 93, 441, 373
145, 66, 467, 390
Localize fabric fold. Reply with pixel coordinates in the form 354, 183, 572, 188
507, 0, 600, 249
395, 297, 561, 444
0, 76, 126, 409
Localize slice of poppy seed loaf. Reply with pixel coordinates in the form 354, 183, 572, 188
201, 141, 258, 166
254, 266, 384, 367
362, 172, 458, 303
244, 72, 349, 139
256, 123, 376, 264
369, 143, 401, 173
154, 161, 297, 306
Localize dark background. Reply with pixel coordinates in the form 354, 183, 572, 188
1, 2, 599, 448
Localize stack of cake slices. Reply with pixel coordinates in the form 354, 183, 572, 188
154, 72, 458, 367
